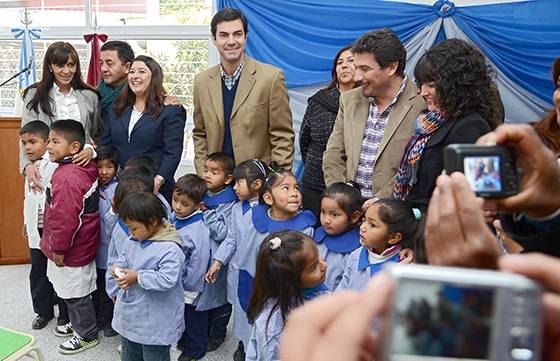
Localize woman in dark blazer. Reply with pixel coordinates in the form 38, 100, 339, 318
393, 39, 503, 213
299, 45, 357, 219
100, 55, 185, 201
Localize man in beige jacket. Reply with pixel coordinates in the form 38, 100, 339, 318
323, 28, 425, 198
193, 8, 294, 175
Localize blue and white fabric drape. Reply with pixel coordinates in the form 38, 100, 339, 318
218, 0, 560, 167
11, 27, 41, 91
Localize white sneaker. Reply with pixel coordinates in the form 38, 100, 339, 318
53, 322, 74, 337
58, 335, 99, 354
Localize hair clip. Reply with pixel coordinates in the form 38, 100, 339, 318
252, 159, 267, 176
412, 208, 422, 221
269, 237, 282, 250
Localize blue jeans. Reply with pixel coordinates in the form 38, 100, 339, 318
121, 337, 170, 361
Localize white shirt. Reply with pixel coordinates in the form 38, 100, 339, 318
23, 151, 58, 249
128, 106, 144, 141
51, 84, 80, 121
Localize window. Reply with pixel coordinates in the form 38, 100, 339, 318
0, 0, 216, 170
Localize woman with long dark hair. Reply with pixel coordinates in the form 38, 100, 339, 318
100, 55, 186, 201
21, 41, 102, 189
299, 45, 357, 219
533, 58, 560, 157
393, 39, 503, 212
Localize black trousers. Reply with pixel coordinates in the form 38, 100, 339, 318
29, 247, 69, 321
208, 303, 232, 339
91, 267, 114, 321
178, 305, 209, 359
65, 294, 98, 340
301, 185, 323, 227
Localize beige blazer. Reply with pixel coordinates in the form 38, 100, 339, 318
192, 57, 295, 175
322, 78, 425, 198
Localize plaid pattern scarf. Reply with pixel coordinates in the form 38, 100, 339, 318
393, 109, 447, 200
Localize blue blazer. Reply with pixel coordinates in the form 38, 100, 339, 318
101, 105, 186, 182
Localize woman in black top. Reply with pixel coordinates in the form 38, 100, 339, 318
393, 39, 503, 213
299, 45, 357, 219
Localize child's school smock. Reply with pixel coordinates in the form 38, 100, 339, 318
105, 219, 130, 298
233, 204, 316, 347
337, 244, 400, 292
245, 284, 328, 361
314, 226, 360, 291
111, 224, 185, 346
96, 177, 118, 270
173, 211, 211, 308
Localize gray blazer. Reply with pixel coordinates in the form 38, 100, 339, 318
20, 87, 100, 173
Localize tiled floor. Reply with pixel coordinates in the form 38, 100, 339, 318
0, 264, 236, 361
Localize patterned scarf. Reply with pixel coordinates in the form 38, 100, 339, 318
98, 79, 126, 114
393, 109, 447, 200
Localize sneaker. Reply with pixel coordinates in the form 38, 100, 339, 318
54, 322, 74, 337
58, 335, 99, 354
233, 341, 245, 361
32, 315, 53, 330
57, 316, 69, 326
206, 337, 225, 352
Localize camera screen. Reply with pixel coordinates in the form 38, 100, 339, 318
391, 280, 494, 360
463, 156, 502, 193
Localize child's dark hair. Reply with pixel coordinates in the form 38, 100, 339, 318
125, 154, 156, 175
259, 164, 294, 203
113, 176, 152, 216
50, 119, 85, 147
321, 182, 363, 221
118, 166, 154, 192
206, 152, 235, 175
20, 120, 49, 140
95, 145, 118, 167
374, 198, 425, 263
233, 159, 269, 188
247, 230, 314, 333
118, 191, 166, 227
174, 174, 207, 204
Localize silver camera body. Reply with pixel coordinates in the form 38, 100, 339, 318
379, 264, 543, 361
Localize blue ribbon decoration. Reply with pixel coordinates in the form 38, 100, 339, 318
11, 27, 41, 90
433, 0, 456, 18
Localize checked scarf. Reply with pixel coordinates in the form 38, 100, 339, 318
393, 110, 447, 200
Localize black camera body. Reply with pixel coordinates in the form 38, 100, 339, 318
443, 144, 518, 198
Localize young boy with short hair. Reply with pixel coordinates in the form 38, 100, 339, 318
92, 145, 119, 337
41, 119, 100, 354
202, 152, 238, 351
171, 174, 212, 360
20, 120, 69, 330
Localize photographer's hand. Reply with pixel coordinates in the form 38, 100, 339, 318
425, 172, 500, 269
499, 254, 560, 361
477, 124, 560, 218
280, 274, 393, 361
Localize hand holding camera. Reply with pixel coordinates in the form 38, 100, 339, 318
477, 124, 560, 218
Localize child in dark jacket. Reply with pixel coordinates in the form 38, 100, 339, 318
40, 119, 100, 355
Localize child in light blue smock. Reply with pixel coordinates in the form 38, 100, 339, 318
170, 174, 211, 361
105, 171, 154, 300
337, 198, 423, 292
93, 146, 119, 337
204, 159, 269, 360
110, 191, 185, 361
246, 231, 328, 361
200, 152, 238, 351
314, 182, 363, 291
209, 168, 316, 357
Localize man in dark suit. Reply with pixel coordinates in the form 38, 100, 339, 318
192, 8, 295, 175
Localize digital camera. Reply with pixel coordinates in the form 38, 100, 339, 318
443, 144, 518, 198
379, 264, 543, 361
